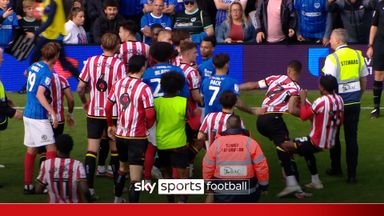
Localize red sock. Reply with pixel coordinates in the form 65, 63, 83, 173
46, 151, 56, 160
24, 152, 36, 185
144, 143, 156, 180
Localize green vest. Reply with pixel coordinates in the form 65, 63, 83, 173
154, 96, 187, 150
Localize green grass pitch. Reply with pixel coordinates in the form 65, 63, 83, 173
0, 91, 383, 203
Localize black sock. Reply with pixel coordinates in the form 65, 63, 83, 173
129, 181, 140, 203
115, 171, 126, 197
290, 158, 300, 183
373, 81, 383, 109
98, 139, 109, 167
85, 151, 97, 188
304, 153, 318, 175
276, 148, 297, 177
110, 151, 119, 184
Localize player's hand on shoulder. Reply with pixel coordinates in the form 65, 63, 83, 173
107, 126, 116, 141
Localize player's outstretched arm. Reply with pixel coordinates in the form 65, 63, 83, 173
239, 82, 260, 91
235, 98, 255, 115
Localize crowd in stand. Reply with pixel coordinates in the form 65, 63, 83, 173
1, 0, 377, 46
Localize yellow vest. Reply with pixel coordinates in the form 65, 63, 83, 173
41, 0, 66, 39
324, 46, 364, 104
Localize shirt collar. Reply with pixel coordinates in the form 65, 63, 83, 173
336, 44, 348, 51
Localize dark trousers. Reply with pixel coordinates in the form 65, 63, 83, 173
30, 36, 79, 78
330, 104, 360, 178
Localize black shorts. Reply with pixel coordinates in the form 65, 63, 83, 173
185, 123, 198, 144
373, 39, 384, 71
256, 113, 289, 146
86, 117, 108, 139
158, 146, 189, 169
293, 136, 322, 156
116, 137, 148, 165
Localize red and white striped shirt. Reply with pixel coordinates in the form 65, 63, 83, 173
200, 112, 245, 147
51, 73, 70, 123
304, 94, 344, 149
171, 55, 183, 66
108, 77, 154, 137
179, 63, 201, 129
79, 55, 127, 117
118, 41, 150, 65
260, 75, 301, 113
37, 158, 86, 203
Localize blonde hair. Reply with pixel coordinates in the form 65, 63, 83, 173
225, 1, 248, 26
22, 0, 35, 8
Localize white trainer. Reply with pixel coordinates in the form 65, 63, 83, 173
305, 182, 324, 189
277, 185, 301, 198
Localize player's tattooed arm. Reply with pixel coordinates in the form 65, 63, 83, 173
288, 96, 300, 117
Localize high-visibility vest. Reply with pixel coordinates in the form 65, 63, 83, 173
325, 46, 364, 105
203, 134, 269, 187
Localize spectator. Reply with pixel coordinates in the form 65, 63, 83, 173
119, 0, 143, 27
63, 0, 84, 19
213, 0, 247, 29
18, 0, 41, 94
19, 0, 40, 33
26, 0, 80, 78
142, 0, 177, 15
295, 0, 332, 45
64, 7, 87, 44
216, 1, 255, 43
86, 0, 103, 35
328, 0, 375, 43
0, 0, 19, 45
255, 0, 297, 43
140, 0, 173, 45
92, 0, 125, 44
173, 0, 214, 44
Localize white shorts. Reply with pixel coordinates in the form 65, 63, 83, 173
147, 123, 157, 147
23, 117, 55, 148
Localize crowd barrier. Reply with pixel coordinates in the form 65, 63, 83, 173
0, 44, 373, 92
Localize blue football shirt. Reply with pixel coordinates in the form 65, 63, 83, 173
142, 63, 190, 98
201, 74, 239, 116
24, 61, 52, 119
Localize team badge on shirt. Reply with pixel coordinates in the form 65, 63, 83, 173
119, 93, 131, 112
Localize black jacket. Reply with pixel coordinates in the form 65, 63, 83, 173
255, 0, 297, 38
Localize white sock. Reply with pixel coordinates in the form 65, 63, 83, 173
286, 175, 299, 187
311, 174, 320, 183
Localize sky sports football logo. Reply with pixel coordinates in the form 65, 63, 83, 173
134, 179, 252, 195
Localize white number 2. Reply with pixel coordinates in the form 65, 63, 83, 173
208, 85, 220, 106
150, 78, 164, 97
27, 72, 36, 92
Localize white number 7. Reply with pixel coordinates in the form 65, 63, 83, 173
208, 85, 220, 106
150, 78, 163, 97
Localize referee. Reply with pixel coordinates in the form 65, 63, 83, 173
322, 28, 368, 183
367, 1, 384, 118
